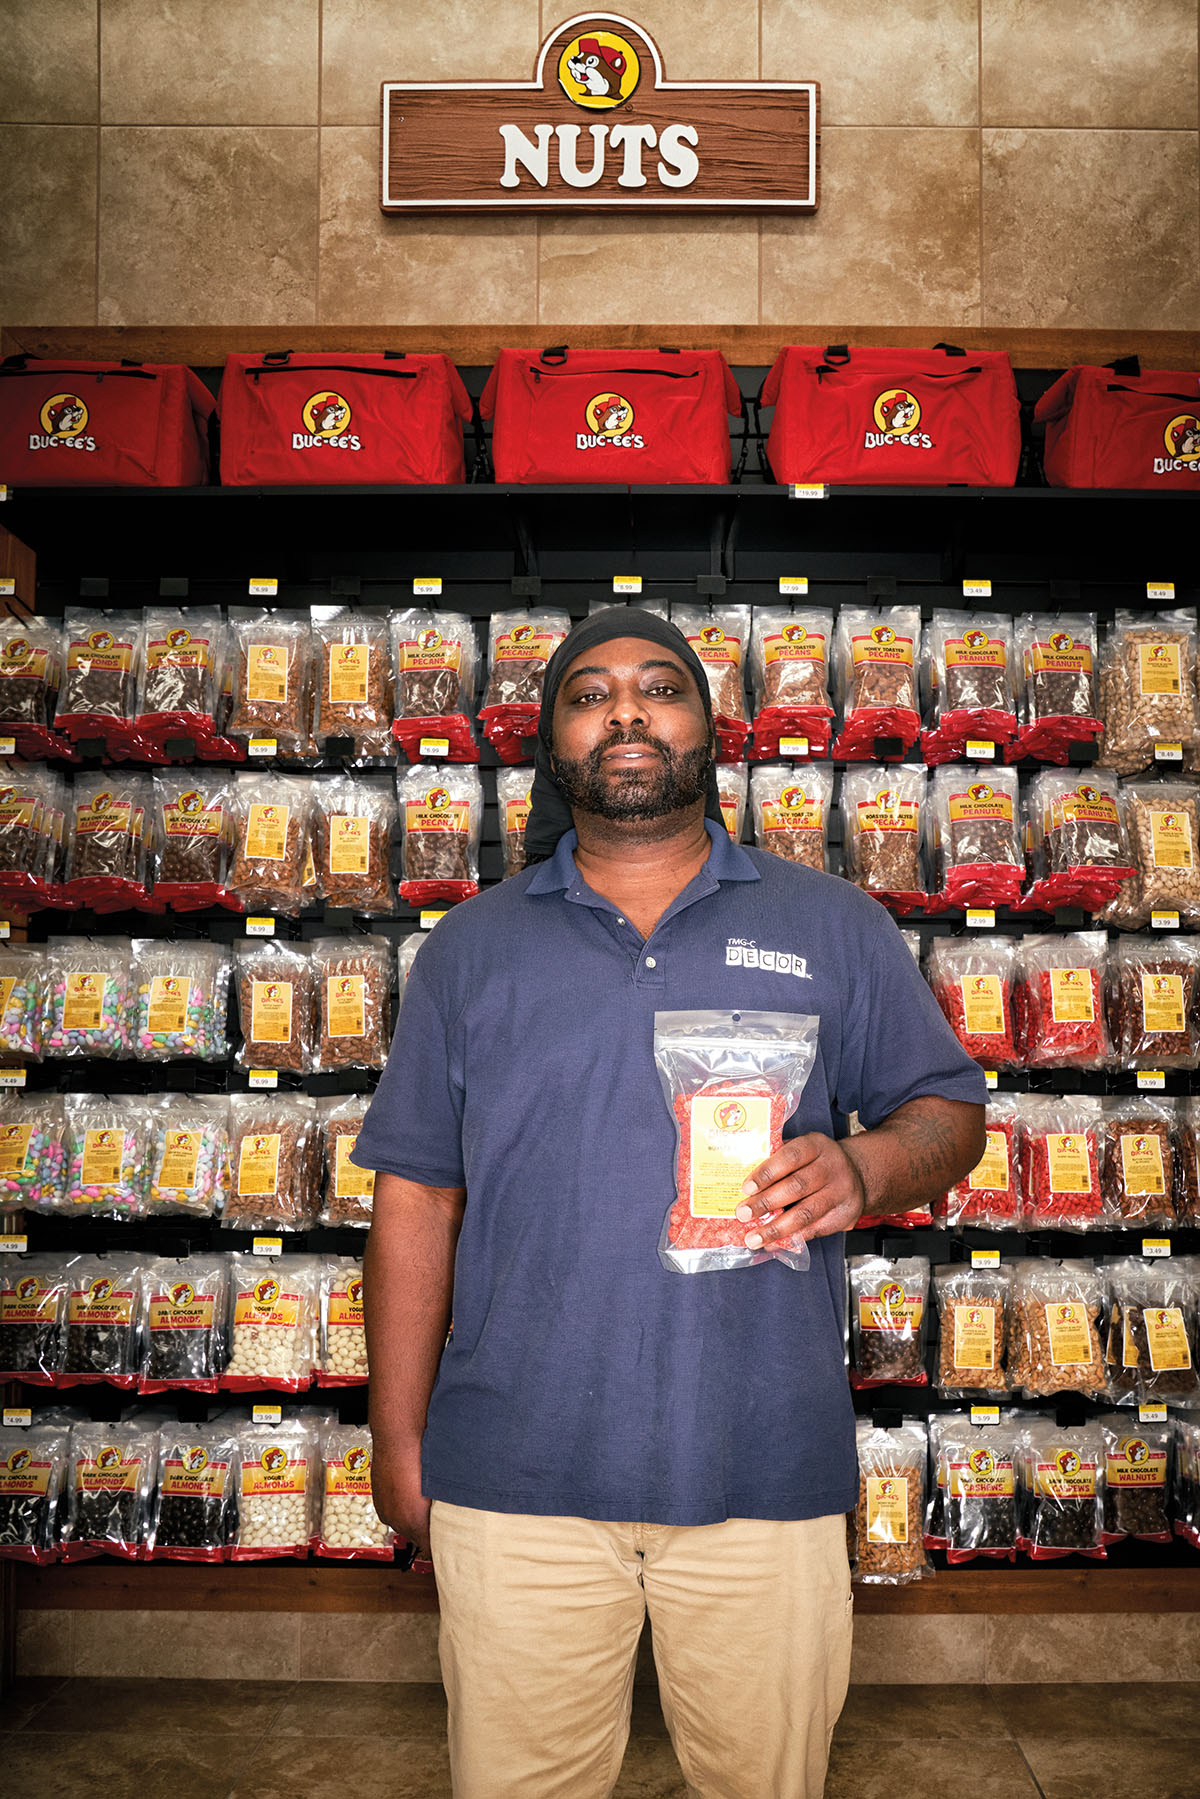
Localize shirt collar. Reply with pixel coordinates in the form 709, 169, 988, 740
525, 818, 761, 897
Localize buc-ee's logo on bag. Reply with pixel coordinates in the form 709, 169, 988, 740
293, 389, 362, 453
863, 387, 933, 451
1156, 411, 1200, 475
29, 391, 97, 453
577, 390, 646, 451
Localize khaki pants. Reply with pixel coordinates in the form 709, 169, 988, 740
429, 1501, 853, 1799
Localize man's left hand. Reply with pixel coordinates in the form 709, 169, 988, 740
736, 1133, 867, 1249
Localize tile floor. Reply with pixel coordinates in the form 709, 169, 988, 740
3, 1676, 1200, 1797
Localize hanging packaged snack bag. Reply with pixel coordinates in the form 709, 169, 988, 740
1109, 934, 1200, 1071
145, 1095, 230, 1219
219, 349, 470, 484
231, 1414, 317, 1561
496, 766, 533, 877
224, 1092, 320, 1233
60, 1095, 150, 1222
221, 1251, 319, 1393
941, 1095, 1021, 1230
1174, 1097, 1200, 1224
312, 774, 396, 914
841, 762, 927, 912
1020, 768, 1133, 913
317, 1423, 394, 1560
1015, 930, 1110, 1070
151, 770, 237, 911
852, 1418, 931, 1585
1016, 1419, 1106, 1561
228, 772, 314, 916
848, 1256, 930, 1388
312, 935, 391, 1073
227, 613, 315, 757
1107, 1262, 1200, 1407
1099, 781, 1200, 931
761, 342, 1020, 488
1007, 1257, 1107, 1398
927, 763, 1022, 910
653, 1008, 819, 1273
670, 604, 751, 757
478, 608, 570, 761
319, 1103, 375, 1229
43, 938, 132, 1060
0, 354, 214, 487
1099, 1412, 1172, 1545
234, 940, 316, 1074
481, 345, 741, 485
53, 607, 144, 754
934, 1264, 1012, 1396
1177, 1417, 1200, 1548
134, 605, 226, 748
921, 609, 1017, 763
750, 762, 832, 873
0, 616, 64, 758
152, 1422, 239, 1562
311, 607, 394, 761
389, 608, 479, 763
927, 935, 1020, 1068
940, 1418, 1020, 1564
0, 945, 49, 1064
0, 765, 58, 912
1098, 608, 1200, 776
60, 1252, 143, 1388
1100, 1097, 1177, 1232
318, 1255, 369, 1381
139, 1254, 228, 1393
716, 761, 747, 841
923, 1412, 950, 1549
0, 1417, 69, 1565
832, 606, 921, 758
396, 762, 482, 904
1018, 1095, 1106, 1231
61, 772, 152, 912
1034, 360, 1200, 490
1007, 613, 1102, 763
0, 1255, 68, 1383
748, 606, 834, 760
62, 1419, 158, 1563
0, 1092, 66, 1215
131, 938, 231, 1062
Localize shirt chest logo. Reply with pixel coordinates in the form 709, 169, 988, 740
724, 938, 811, 979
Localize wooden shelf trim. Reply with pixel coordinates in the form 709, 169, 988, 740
2, 325, 1199, 373
14, 1561, 1200, 1616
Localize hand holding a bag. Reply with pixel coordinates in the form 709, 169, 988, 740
736, 1132, 867, 1249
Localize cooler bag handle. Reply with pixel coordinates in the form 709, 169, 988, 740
931, 342, 968, 357
540, 346, 569, 365
1106, 355, 1141, 377
821, 344, 851, 366
2, 354, 32, 370
1106, 383, 1199, 402
262, 350, 292, 366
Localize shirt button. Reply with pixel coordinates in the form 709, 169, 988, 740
617, 917, 626, 925
645, 956, 657, 968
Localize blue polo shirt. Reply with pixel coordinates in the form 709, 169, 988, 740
353, 821, 985, 1526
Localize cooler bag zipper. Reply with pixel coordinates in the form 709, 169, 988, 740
251, 364, 418, 384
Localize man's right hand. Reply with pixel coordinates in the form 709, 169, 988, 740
370, 1437, 431, 1559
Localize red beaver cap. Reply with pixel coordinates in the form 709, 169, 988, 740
578, 36, 626, 74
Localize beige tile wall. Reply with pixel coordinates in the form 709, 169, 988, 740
0, 0, 1197, 332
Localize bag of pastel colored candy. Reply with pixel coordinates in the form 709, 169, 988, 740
131, 939, 231, 1061
43, 938, 133, 1059
0, 944, 50, 1061
0, 1092, 66, 1215
144, 1095, 230, 1219
60, 1094, 151, 1220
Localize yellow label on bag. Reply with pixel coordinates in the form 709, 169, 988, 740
326, 973, 365, 1039
147, 975, 191, 1035
1120, 1133, 1166, 1197
328, 643, 370, 705
1141, 971, 1184, 1034
68, 1275, 134, 1328
1107, 1438, 1167, 1489
62, 971, 107, 1032
1138, 641, 1182, 696
334, 1136, 374, 1202
250, 979, 293, 1045
1046, 1133, 1092, 1194
1150, 808, 1193, 870
0, 1122, 32, 1176
968, 1131, 1009, 1191
156, 1128, 201, 1192
80, 1128, 123, 1188
686, 1093, 772, 1219
960, 975, 1005, 1036
234, 1277, 300, 1330
1145, 1306, 1192, 1372
162, 1451, 229, 1501
241, 1447, 307, 1498
329, 813, 370, 875
865, 1475, 908, 1543
1045, 1301, 1092, 1366
246, 643, 288, 703
244, 803, 289, 862
1049, 967, 1094, 1023
238, 1133, 281, 1197
952, 1302, 998, 1370
858, 1285, 923, 1332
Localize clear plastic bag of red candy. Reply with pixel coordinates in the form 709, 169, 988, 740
940, 1095, 1021, 1230
1016, 931, 1110, 1070
1018, 1095, 1108, 1231
653, 1009, 819, 1274
927, 935, 1021, 1068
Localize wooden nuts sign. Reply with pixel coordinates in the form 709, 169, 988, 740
380, 12, 819, 213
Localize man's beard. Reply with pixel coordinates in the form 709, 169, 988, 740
553, 729, 714, 823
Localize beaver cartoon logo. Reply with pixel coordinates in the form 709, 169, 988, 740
169, 1280, 195, 1308
93, 1129, 113, 1151
558, 30, 640, 108
1152, 1309, 1174, 1333
417, 628, 443, 653
879, 1281, 906, 1311
2, 639, 32, 665
578, 391, 644, 451
874, 788, 898, 812
253, 1134, 274, 1156
865, 389, 932, 451
88, 1276, 115, 1304
426, 786, 451, 810
253, 1276, 280, 1308
260, 1445, 289, 1475
1049, 631, 1075, 655
1055, 1449, 1081, 1478
963, 628, 990, 651
92, 791, 113, 813
967, 783, 993, 802
1076, 785, 1099, 805
713, 1099, 747, 1132
348, 1276, 364, 1307
877, 1478, 896, 1498
1163, 414, 1200, 465
183, 1446, 208, 1473
1126, 1438, 1150, 1465
294, 391, 361, 454
159, 977, 182, 998
166, 628, 191, 651
968, 1447, 996, 1477
965, 1305, 984, 1327
7, 1448, 32, 1475
337, 977, 357, 999
1056, 1302, 1078, 1324
700, 625, 727, 649
16, 1276, 39, 1302
178, 789, 204, 815
871, 625, 896, 647
783, 623, 809, 644
1, 1124, 24, 1144
96, 1446, 122, 1471
970, 978, 991, 998
31, 392, 96, 453
780, 784, 808, 811
344, 1446, 370, 1475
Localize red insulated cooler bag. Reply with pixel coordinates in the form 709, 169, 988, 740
1035, 362, 1200, 489
218, 350, 472, 485
480, 347, 742, 484
761, 343, 1021, 487
0, 356, 215, 487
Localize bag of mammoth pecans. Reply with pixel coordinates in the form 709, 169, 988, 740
312, 935, 392, 1074
220, 1252, 319, 1393
224, 1092, 320, 1233
311, 606, 394, 761
853, 1418, 930, 1585
231, 1414, 317, 1560
316, 1423, 395, 1560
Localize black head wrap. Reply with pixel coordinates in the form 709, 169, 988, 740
524, 607, 723, 863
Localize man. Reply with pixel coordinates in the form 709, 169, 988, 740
355, 608, 986, 1799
